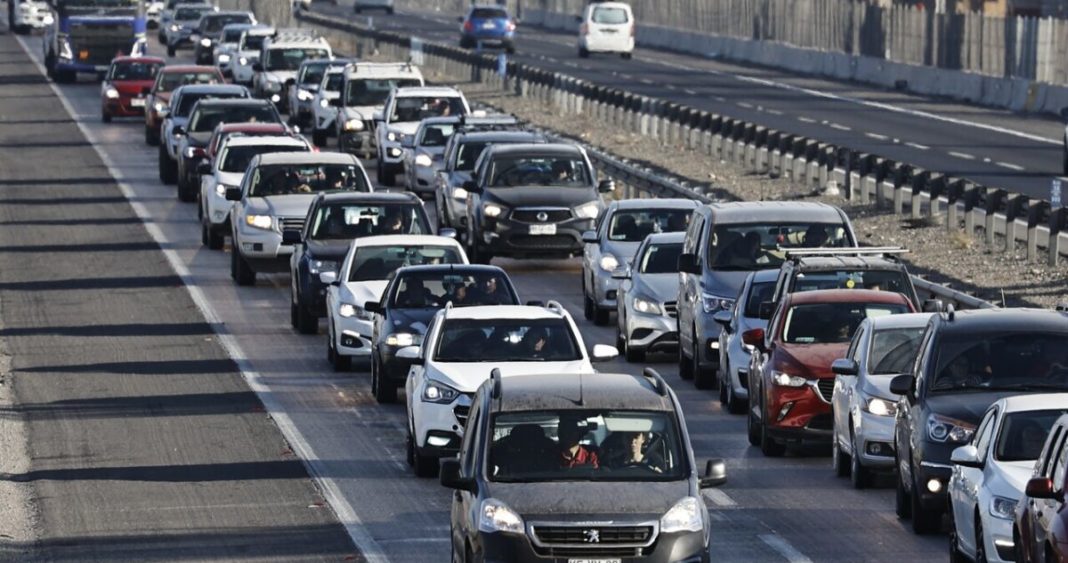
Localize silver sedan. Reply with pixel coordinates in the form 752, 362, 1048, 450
614, 232, 685, 362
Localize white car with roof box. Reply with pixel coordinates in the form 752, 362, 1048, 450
374, 86, 470, 186
230, 25, 275, 86
334, 62, 424, 158
577, 1, 635, 59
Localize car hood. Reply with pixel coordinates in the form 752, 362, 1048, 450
387, 121, 420, 136
304, 239, 352, 260
602, 240, 642, 264
113, 80, 154, 95
859, 374, 902, 401
384, 308, 437, 335
341, 280, 389, 308
428, 360, 591, 393
774, 342, 850, 379
264, 70, 298, 83
485, 186, 596, 209
702, 269, 751, 299
925, 391, 1029, 427
248, 194, 317, 217
994, 460, 1035, 494
186, 131, 212, 147
341, 105, 378, 119
487, 480, 689, 518
632, 273, 679, 303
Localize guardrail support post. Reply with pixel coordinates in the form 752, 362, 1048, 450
962, 183, 981, 236
1027, 202, 1051, 262
1050, 208, 1068, 266
985, 190, 1007, 246
1004, 194, 1028, 253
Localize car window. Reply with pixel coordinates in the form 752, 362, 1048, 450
488, 155, 591, 187
471, 7, 507, 18
348, 245, 464, 282
266, 48, 329, 71
110, 61, 163, 81
682, 214, 704, 255
250, 163, 369, 197
455, 141, 489, 171
176, 6, 211, 20
792, 269, 911, 295
972, 409, 997, 463
390, 96, 466, 122
344, 78, 422, 106
1052, 437, 1068, 491
930, 333, 1068, 393
607, 210, 691, 242
707, 222, 851, 271
995, 410, 1065, 463
389, 271, 516, 309
176, 92, 245, 117
591, 6, 629, 24
869, 327, 926, 375
201, 14, 250, 32
846, 324, 865, 362
1039, 427, 1065, 477
299, 62, 330, 86
220, 145, 307, 173
189, 105, 278, 132
418, 123, 454, 147
309, 203, 427, 239
323, 72, 344, 92
782, 302, 911, 344
639, 242, 682, 274
160, 71, 222, 93
240, 34, 266, 50
486, 410, 685, 482
742, 281, 775, 318
435, 318, 580, 362
222, 27, 245, 42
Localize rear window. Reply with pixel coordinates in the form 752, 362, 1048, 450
222, 28, 245, 42
309, 203, 428, 239
471, 8, 507, 18
324, 73, 344, 92
160, 71, 221, 93
591, 6, 629, 24
996, 410, 1066, 462
455, 141, 488, 171
419, 123, 454, 147
240, 34, 266, 50
782, 302, 910, 344
189, 104, 278, 132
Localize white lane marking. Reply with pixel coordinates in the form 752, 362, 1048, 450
949, 151, 976, 160
766, 108, 784, 115
702, 489, 737, 507
562, 61, 577, 68
905, 141, 930, 150
683, 88, 697, 95
997, 161, 1025, 171
714, 96, 727, 102
829, 123, 851, 131
665, 84, 676, 90
737, 102, 754, 109
639, 78, 653, 85
376, 538, 451, 544
797, 116, 817, 123
647, 57, 1061, 146
619, 73, 633, 80
865, 132, 890, 141
12, 35, 391, 563
759, 534, 813, 563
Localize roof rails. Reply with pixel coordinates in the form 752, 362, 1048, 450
270, 28, 323, 42
490, 368, 502, 399
784, 247, 910, 259
941, 303, 956, 322
642, 368, 669, 397
456, 114, 519, 130
544, 300, 565, 315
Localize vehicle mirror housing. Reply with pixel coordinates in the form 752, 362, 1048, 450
285, 78, 295, 86
922, 299, 944, 313
141, 86, 151, 96
197, 162, 212, 175
396, 345, 421, 360
830, 358, 859, 376
581, 230, 598, 244
677, 253, 700, 275
372, 110, 384, 122
889, 374, 915, 397
1026, 477, 1061, 500
590, 344, 619, 362
741, 328, 765, 349
440, 458, 474, 491
712, 309, 732, 328
597, 179, 615, 193
401, 137, 415, 149
172, 125, 185, 136
252, 62, 263, 72
757, 300, 775, 320
610, 267, 630, 280
437, 227, 457, 239
462, 179, 481, 194
950, 445, 983, 469
281, 229, 302, 245
224, 187, 242, 201
363, 300, 380, 314
330, 97, 343, 107
699, 458, 727, 489
319, 271, 338, 285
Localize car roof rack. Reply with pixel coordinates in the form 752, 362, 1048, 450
544, 300, 565, 315
457, 114, 519, 129
490, 368, 502, 399
784, 247, 909, 259
642, 368, 669, 397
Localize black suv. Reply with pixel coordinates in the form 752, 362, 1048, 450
890, 307, 1068, 534
441, 369, 727, 563
462, 143, 613, 263
285, 192, 432, 334
367, 264, 520, 402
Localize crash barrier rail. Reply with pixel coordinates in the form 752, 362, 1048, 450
291, 10, 1002, 310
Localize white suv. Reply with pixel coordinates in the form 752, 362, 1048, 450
335, 62, 424, 159
403, 302, 619, 476
252, 30, 332, 113
374, 86, 469, 186
230, 25, 275, 86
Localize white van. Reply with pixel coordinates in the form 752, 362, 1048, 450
577, 1, 635, 59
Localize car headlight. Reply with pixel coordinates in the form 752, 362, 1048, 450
343, 118, 364, 131
153, 101, 167, 113
218, 53, 231, 63
598, 254, 619, 272
105, 87, 119, 99
453, 187, 468, 201
385, 332, 418, 348
200, 37, 211, 47
421, 378, 460, 404
415, 153, 433, 167
319, 98, 330, 108
42, 14, 54, 24
483, 203, 505, 218
238, 56, 248, 65
989, 496, 1017, 521
700, 292, 735, 313
244, 214, 273, 230
660, 497, 703, 534
574, 201, 600, 220
771, 370, 807, 387
864, 396, 897, 417
927, 413, 976, 444
214, 183, 235, 196
309, 260, 338, 275
632, 295, 661, 315
386, 131, 400, 142
169, 23, 179, 31
339, 303, 375, 321
297, 88, 314, 101
478, 499, 524, 534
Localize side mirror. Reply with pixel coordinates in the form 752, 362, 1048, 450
142, 86, 151, 96
462, 179, 482, 194
1026, 477, 1062, 500
224, 187, 242, 201
922, 299, 944, 313
590, 344, 619, 362
197, 162, 212, 175
741, 328, 765, 351
699, 458, 727, 489
363, 300, 380, 314
677, 253, 700, 275
285, 78, 295, 87
889, 374, 915, 397
172, 125, 185, 136
252, 62, 263, 72
401, 137, 415, 149
950, 445, 983, 469
831, 358, 859, 376
581, 230, 598, 244
373, 110, 384, 122
281, 229, 302, 245
329, 97, 343, 107
757, 300, 775, 320
396, 345, 421, 361
319, 271, 338, 285
157, 106, 169, 117
437, 227, 457, 239
712, 309, 732, 328
610, 267, 630, 280
597, 179, 615, 193
291, 125, 301, 135
440, 458, 474, 491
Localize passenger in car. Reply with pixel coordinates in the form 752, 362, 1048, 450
558, 418, 598, 469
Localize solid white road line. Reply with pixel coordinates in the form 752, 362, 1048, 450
905, 142, 930, 150
759, 534, 813, 563
997, 161, 1026, 171
949, 151, 976, 160
737, 102, 754, 109
829, 123, 851, 131
702, 489, 738, 507
865, 132, 890, 141
797, 116, 817, 124
12, 35, 391, 563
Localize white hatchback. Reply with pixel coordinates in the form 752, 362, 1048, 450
577, 1, 635, 59
403, 302, 618, 476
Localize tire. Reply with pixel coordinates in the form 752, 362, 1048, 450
290, 301, 299, 329
615, 328, 626, 354
678, 333, 694, 381
718, 369, 729, 405
725, 367, 746, 414
145, 125, 159, 146
624, 341, 645, 363
375, 161, 388, 185
158, 143, 177, 184
693, 338, 716, 390
578, 47, 589, 58
1062, 143, 1068, 177
895, 459, 913, 519
746, 407, 761, 446
593, 305, 609, 326
832, 435, 850, 477
203, 221, 224, 250
312, 129, 327, 147
354, 5, 362, 13
948, 506, 969, 563
849, 432, 870, 489
974, 514, 988, 563
56, 69, 76, 84
505, 44, 515, 55
295, 301, 318, 334
167, 44, 176, 57
102, 110, 112, 123
910, 475, 941, 534
177, 174, 197, 202
413, 446, 439, 478
371, 354, 398, 404
760, 413, 785, 457
621, 52, 633, 60
230, 248, 256, 286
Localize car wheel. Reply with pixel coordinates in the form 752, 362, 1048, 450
895, 457, 912, 519
718, 364, 729, 405
832, 434, 850, 477
329, 333, 351, 372
296, 302, 318, 335
593, 305, 609, 326
910, 475, 941, 534
746, 405, 761, 446
582, 281, 593, 320
177, 175, 197, 202
312, 129, 326, 147
759, 410, 785, 457
371, 354, 398, 404
621, 52, 633, 60
353, 5, 361, 12
290, 301, 299, 329
849, 431, 869, 489
102, 110, 111, 123
167, 44, 175, 57
726, 370, 746, 415
202, 221, 222, 250
1063, 142, 1068, 177
413, 446, 439, 478
677, 333, 694, 380
693, 337, 715, 390
615, 328, 625, 355
624, 341, 645, 363
231, 248, 256, 286
578, 47, 589, 58
158, 143, 177, 184
974, 516, 988, 563
505, 44, 515, 54
948, 506, 969, 563
376, 161, 387, 185
145, 125, 159, 146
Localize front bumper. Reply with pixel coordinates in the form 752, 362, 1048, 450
378, 345, 418, 385
339, 130, 375, 155
764, 384, 833, 445
104, 96, 148, 116
591, 267, 621, 308
475, 528, 707, 563
234, 222, 292, 265
852, 409, 896, 468
334, 316, 373, 357
582, 35, 636, 53
408, 164, 439, 195
478, 217, 593, 258
378, 139, 404, 165
694, 313, 723, 370
910, 441, 957, 512
203, 189, 233, 227
625, 309, 678, 354
412, 391, 472, 450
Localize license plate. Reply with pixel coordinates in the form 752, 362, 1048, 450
481, 21, 495, 29
131, 97, 146, 107
601, 28, 618, 33
568, 559, 622, 563
529, 224, 556, 235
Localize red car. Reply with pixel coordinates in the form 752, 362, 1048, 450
101, 56, 166, 123
1015, 413, 1068, 563
745, 289, 914, 457
143, 64, 225, 146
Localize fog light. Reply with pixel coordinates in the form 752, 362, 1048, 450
427, 435, 450, 447
709, 341, 720, 350
270, 94, 280, 103
866, 442, 893, 457
213, 211, 226, 221
777, 401, 794, 422
927, 478, 943, 494
606, 289, 617, 300
340, 332, 362, 348
388, 147, 402, 158
242, 242, 254, 251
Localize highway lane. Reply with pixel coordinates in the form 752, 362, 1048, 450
312, 4, 1068, 202
10, 29, 946, 561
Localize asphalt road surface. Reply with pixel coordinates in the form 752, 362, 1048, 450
311, 3, 1068, 202
2, 19, 949, 563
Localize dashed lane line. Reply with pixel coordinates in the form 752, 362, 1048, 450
949, 151, 976, 160
905, 142, 930, 150
997, 161, 1025, 171
829, 123, 851, 131
702, 489, 738, 507
759, 534, 814, 563
865, 132, 890, 141
797, 116, 817, 124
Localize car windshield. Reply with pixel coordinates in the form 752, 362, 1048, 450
419, 123, 454, 147
792, 269, 911, 296
348, 245, 464, 282
176, 6, 211, 20
455, 141, 490, 171
869, 327, 926, 375
995, 410, 1065, 462
265, 48, 329, 71
188, 105, 277, 132
782, 302, 910, 344
434, 318, 580, 362
742, 281, 776, 318
299, 62, 331, 85
308, 203, 428, 239
707, 222, 852, 271
488, 410, 686, 482
323, 72, 344, 92
471, 7, 507, 18
249, 164, 369, 197
240, 34, 266, 50
220, 145, 306, 173
110, 61, 163, 81
639, 242, 682, 274
201, 14, 250, 32
344, 78, 421, 106
591, 6, 629, 24
175, 92, 244, 117
390, 96, 466, 122
608, 209, 691, 242
222, 28, 245, 42
931, 333, 1068, 393
389, 271, 516, 309
488, 155, 591, 187
160, 71, 221, 93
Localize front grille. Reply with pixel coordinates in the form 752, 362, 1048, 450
537, 546, 646, 557
453, 405, 469, 426
511, 208, 571, 223
815, 378, 835, 402
663, 301, 678, 318
532, 525, 653, 545
510, 235, 574, 249
807, 413, 834, 431
279, 217, 304, 232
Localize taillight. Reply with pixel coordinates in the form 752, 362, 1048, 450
463, 20, 473, 32
630, 23, 636, 37
506, 20, 515, 32
580, 23, 588, 35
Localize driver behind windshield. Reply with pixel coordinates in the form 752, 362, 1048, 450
604, 431, 664, 472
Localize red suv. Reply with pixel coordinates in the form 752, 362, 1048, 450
745, 289, 914, 457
